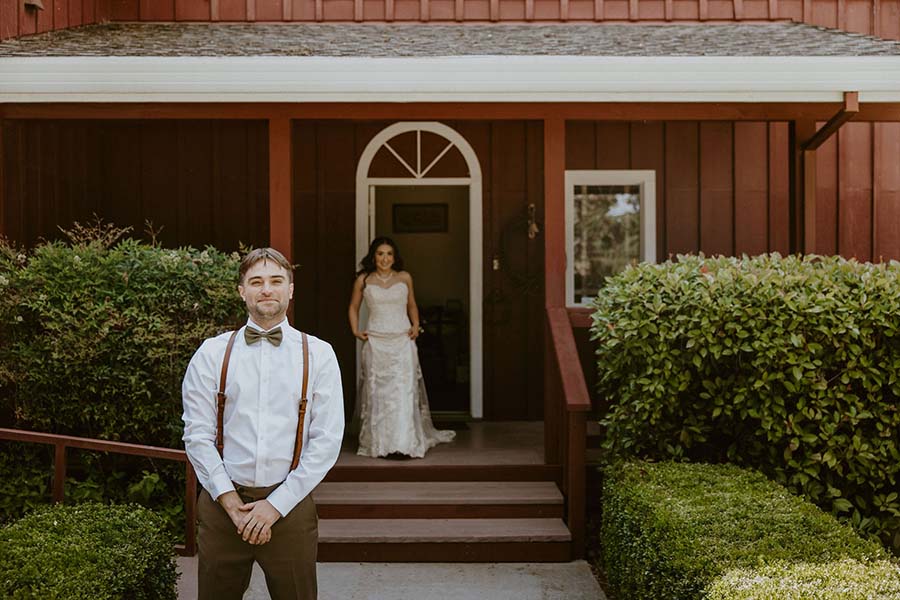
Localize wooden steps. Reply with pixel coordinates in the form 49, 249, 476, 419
325, 464, 562, 482
314, 479, 572, 562
314, 481, 564, 518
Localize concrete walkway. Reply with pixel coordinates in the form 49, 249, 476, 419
176, 556, 606, 600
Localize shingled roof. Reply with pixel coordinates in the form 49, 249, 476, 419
1, 21, 899, 57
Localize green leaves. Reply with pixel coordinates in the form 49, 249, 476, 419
0, 231, 245, 446
0, 226, 246, 541
0, 503, 178, 599
591, 254, 900, 554
601, 461, 895, 600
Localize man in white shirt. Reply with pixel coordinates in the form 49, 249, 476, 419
182, 247, 344, 600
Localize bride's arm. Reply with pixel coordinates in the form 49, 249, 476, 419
404, 272, 421, 340
348, 274, 368, 341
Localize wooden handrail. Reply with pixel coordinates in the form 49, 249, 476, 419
546, 306, 593, 558
547, 307, 592, 413
566, 306, 593, 329
0, 428, 197, 556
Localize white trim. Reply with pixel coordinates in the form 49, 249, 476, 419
367, 178, 472, 185
355, 122, 484, 419
565, 170, 657, 307
2, 56, 900, 102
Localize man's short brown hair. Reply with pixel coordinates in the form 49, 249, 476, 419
239, 248, 294, 283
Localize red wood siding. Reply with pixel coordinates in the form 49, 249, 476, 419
0, 0, 870, 39
4, 0, 897, 36
0, 119, 269, 250
1, 0, 110, 41
569, 121, 793, 259
568, 120, 900, 262
292, 120, 544, 421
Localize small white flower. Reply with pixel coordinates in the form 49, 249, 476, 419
0, 275, 8, 286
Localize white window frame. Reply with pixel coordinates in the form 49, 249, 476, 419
565, 170, 657, 307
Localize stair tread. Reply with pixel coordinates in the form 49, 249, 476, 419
319, 518, 572, 543
313, 481, 563, 505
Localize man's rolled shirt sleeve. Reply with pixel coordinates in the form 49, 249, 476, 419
182, 339, 236, 501
266, 342, 345, 517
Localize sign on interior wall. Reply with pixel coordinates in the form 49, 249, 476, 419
392, 203, 449, 234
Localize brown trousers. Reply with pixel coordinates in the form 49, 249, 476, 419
197, 483, 318, 600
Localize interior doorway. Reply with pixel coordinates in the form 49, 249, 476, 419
372, 185, 470, 413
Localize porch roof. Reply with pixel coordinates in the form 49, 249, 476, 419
1, 22, 899, 103
1, 22, 899, 57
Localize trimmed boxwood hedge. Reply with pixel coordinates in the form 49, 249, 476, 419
0, 502, 178, 599
591, 254, 900, 551
601, 461, 899, 600
707, 559, 900, 599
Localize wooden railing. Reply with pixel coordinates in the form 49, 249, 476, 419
0, 428, 197, 556
545, 306, 592, 558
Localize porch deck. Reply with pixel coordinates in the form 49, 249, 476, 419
336, 421, 545, 467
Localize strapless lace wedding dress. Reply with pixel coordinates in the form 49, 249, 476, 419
356, 282, 456, 458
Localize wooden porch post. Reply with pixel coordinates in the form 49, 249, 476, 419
268, 117, 293, 261
544, 117, 566, 464
789, 119, 816, 254
791, 93, 859, 255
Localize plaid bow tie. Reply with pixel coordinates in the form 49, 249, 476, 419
244, 326, 283, 347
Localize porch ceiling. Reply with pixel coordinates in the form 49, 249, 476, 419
1, 22, 899, 103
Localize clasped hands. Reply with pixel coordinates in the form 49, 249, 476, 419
219, 491, 281, 545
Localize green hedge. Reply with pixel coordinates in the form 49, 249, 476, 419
0, 223, 245, 445
601, 461, 898, 600
591, 254, 900, 551
0, 502, 178, 599
0, 222, 246, 529
707, 559, 900, 600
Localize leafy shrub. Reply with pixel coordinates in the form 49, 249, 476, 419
0, 443, 51, 524
0, 222, 245, 446
601, 461, 895, 600
0, 502, 178, 599
707, 559, 900, 600
591, 254, 900, 551
0, 222, 246, 537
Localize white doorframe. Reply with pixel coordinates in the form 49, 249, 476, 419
355, 122, 484, 419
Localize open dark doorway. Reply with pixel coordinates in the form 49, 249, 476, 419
373, 185, 470, 415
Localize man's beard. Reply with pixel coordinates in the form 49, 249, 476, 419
252, 300, 285, 319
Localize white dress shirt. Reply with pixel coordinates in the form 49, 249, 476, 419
182, 317, 344, 517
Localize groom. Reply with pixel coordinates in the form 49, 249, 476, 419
182, 247, 344, 600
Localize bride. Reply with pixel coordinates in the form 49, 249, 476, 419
348, 237, 456, 458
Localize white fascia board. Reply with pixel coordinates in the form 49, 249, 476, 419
1, 55, 899, 102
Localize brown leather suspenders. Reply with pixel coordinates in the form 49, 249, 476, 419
215, 330, 240, 457
216, 329, 310, 472
291, 332, 310, 471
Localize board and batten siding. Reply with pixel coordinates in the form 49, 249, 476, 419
0, 0, 110, 41
0, 119, 270, 251
567, 120, 900, 263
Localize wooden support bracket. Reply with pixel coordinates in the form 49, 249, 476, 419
792, 92, 859, 254
802, 91, 859, 151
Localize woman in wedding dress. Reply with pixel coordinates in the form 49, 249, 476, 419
348, 237, 456, 458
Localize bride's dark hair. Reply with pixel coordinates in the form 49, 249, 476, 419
356, 237, 405, 277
